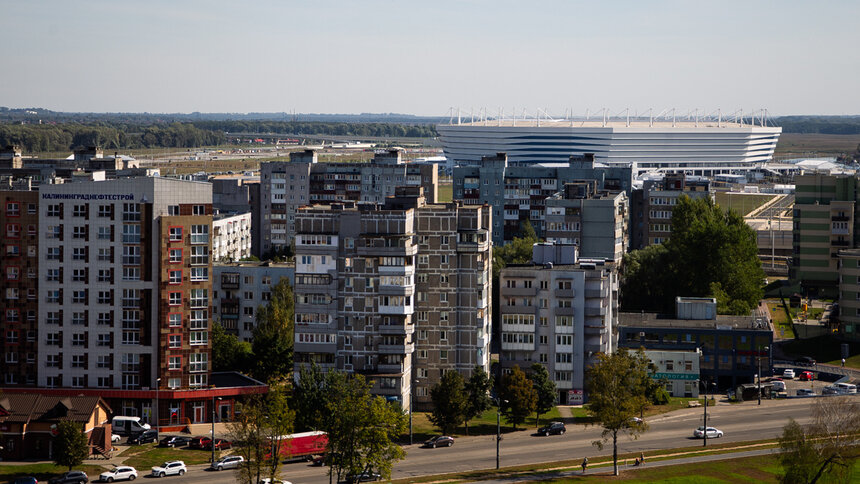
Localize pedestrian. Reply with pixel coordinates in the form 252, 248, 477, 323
640, 451, 645, 464
842, 358, 846, 368
582, 457, 588, 474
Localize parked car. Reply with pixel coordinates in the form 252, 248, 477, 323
150, 461, 186, 478
537, 421, 566, 436
258, 480, 291, 484
98, 466, 138, 482
212, 455, 245, 471
312, 455, 326, 466
48, 471, 88, 484
794, 356, 816, 366
342, 471, 381, 483
799, 371, 814, 381
111, 434, 122, 443
189, 436, 211, 449
9, 478, 38, 484
159, 436, 192, 448
771, 380, 786, 392
205, 438, 232, 450
127, 429, 158, 445
783, 369, 796, 379
796, 389, 817, 397
423, 435, 454, 448
822, 386, 839, 395
693, 426, 723, 439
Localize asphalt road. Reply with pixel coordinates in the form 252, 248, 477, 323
144, 397, 832, 484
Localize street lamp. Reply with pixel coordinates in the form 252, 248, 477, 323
696, 379, 716, 447
495, 398, 507, 470
757, 345, 769, 406
155, 377, 160, 433
409, 379, 419, 446
211, 395, 222, 464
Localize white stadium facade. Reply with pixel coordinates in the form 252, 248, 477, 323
437, 117, 782, 176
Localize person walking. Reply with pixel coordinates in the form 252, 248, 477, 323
842, 358, 846, 367
581, 457, 588, 474
640, 451, 645, 464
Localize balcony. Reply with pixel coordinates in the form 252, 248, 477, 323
379, 322, 411, 335
555, 362, 573, 371
379, 342, 414, 354
832, 215, 850, 221
501, 341, 535, 351
832, 239, 851, 247
832, 228, 850, 236
378, 264, 415, 276
585, 306, 606, 316
377, 363, 405, 374
555, 306, 575, 316
379, 303, 414, 315
501, 323, 535, 333
585, 288, 607, 298
504, 287, 537, 297
585, 324, 607, 335
379, 284, 414, 297
555, 289, 575, 298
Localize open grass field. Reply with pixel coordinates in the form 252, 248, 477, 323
782, 335, 860, 363
119, 443, 215, 468
774, 133, 860, 159
0, 464, 108, 482
553, 454, 786, 483
713, 192, 775, 216
766, 302, 794, 339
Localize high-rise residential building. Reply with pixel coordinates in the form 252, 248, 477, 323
630, 173, 713, 249
499, 243, 617, 404
792, 174, 860, 297
452, 153, 632, 245
293, 187, 491, 410
544, 181, 628, 262
837, 249, 860, 340
211, 176, 261, 257
212, 211, 252, 262
213, 261, 295, 342
259, 149, 439, 256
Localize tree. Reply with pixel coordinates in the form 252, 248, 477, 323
53, 421, 89, 471
464, 366, 494, 435
621, 195, 765, 314
212, 322, 253, 373
778, 396, 860, 484
585, 349, 651, 476
529, 363, 557, 428
499, 365, 537, 430
323, 374, 408, 483
227, 385, 295, 484
252, 277, 295, 382
429, 371, 468, 435
293, 362, 329, 432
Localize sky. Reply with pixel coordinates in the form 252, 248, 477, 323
1, 0, 858, 116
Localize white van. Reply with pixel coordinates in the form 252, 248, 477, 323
112, 416, 151, 436
771, 380, 786, 392
833, 382, 857, 395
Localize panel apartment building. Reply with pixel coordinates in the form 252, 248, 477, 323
499, 243, 617, 404
213, 261, 295, 342
629, 173, 713, 249
259, 149, 439, 256
293, 188, 492, 410
452, 153, 632, 245
1, 177, 266, 426
544, 181, 628, 262
792, 173, 860, 297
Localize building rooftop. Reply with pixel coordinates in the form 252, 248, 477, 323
618, 312, 771, 331
442, 119, 778, 130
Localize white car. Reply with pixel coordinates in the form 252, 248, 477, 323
151, 461, 186, 478
111, 434, 122, 443
212, 455, 244, 471
259, 479, 292, 484
693, 426, 723, 439
783, 369, 796, 379
100, 466, 138, 482
796, 389, 817, 397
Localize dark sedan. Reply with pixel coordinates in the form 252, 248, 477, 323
127, 430, 158, 445
537, 421, 566, 436
423, 435, 454, 448
47, 471, 88, 484
159, 435, 192, 448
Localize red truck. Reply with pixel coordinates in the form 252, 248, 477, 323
268, 431, 328, 462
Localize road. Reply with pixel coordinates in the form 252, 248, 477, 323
157, 398, 828, 484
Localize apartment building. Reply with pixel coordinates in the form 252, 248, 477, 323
452, 153, 632, 245
211, 177, 261, 257
792, 174, 860, 297
259, 149, 439, 256
293, 187, 491, 410
1, 189, 40, 387
544, 181, 628, 262
213, 261, 295, 342
837, 249, 860, 341
499, 243, 617, 404
630, 173, 713, 249
212, 211, 252, 262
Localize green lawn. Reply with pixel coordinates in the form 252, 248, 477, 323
782, 335, 860, 363
828, 353, 860, 369
554, 454, 786, 482
713, 192, 776, 216
119, 443, 216, 468
767, 302, 794, 339
0, 464, 108, 482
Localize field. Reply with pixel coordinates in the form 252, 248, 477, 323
774, 133, 860, 159
0, 464, 108, 482
713, 192, 775, 216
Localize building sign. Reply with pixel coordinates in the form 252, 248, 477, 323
652, 372, 699, 381
568, 389, 584, 405
41, 193, 134, 201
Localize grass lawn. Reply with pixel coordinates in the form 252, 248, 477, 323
767, 302, 794, 339
553, 454, 786, 482
0, 464, 108, 482
828, 353, 860, 369
781, 335, 860, 363
119, 444, 215, 469
713, 192, 775, 216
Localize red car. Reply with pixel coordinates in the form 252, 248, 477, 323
799, 371, 814, 381
206, 439, 232, 450
189, 436, 211, 449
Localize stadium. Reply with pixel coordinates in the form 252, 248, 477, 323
437, 112, 782, 176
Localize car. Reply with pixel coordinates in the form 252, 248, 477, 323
312, 455, 326, 466
98, 466, 138, 482
127, 429, 158, 445
794, 356, 817, 366
48, 471, 89, 484
9, 478, 38, 484
150, 461, 186, 478
423, 435, 454, 448
342, 471, 381, 483
799, 371, 814, 381
822, 386, 839, 395
189, 436, 211, 449
111, 434, 122, 443
693, 426, 723, 439
796, 389, 817, 397
783, 369, 796, 379
537, 421, 566, 436
258, 479, 292, 484
212, 455, 244, 471
205, 438, 232, 450
159, 436, 192, 448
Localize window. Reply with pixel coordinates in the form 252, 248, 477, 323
122, 224, 141, 244
47, 204, 61, 217
169, 292, 182, 306
72, 269, 86, 282
189, 374, 207, 388
5, 201, 20, 217
168, 378, 181, 389
169, 270, 182, 284
97, 312, 112, 325
122, 203, 140, 222
190, 331, 208, 345
189, 353, 208, 372
168, 313, 182, 327
190, 267, 208, 281
5, 223, 20, 238
122, 246, 140, 265
97, 269, 111, 282
46, 354, 60, 367
169, 248, 183, 263
98, 204, 111, 217
47, 247, 61, 260
6, 267, 19, 281
72, 333, 85, 346
191, 224, 209, 244
98, 290, 112, 304
440, 350, 448, 360
45, 332, 59, 345
46, 311, 60, 325
190, 289, 208, 308
190, 310, 207, 329
71, 355, 85, 368
98, 226, 111, 240
72, 311, 85, 325
6, 245, 20, 257
72, 204, 86, 217
191, 246, 209, 265
72, 226, 87, 239
169, 226, 183, 242
97, 334, 111, 346
97, 377, 110, 388
72, 247, 87, 261
98, 248, 112, 262
192, 205, 205, 215
169, 334, 182, 348
46, 289, 61, 303
440, 330, 448, 341
557, 280, 572, 290
168, 205, 180, 216
5, 352, 17, 364
5, 309, 19, 323
122, 267, 139, 283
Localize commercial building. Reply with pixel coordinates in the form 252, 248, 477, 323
452, 153, 632, 245
259, 149, 439, 256
438, 118, 781, 176
643, 350, 701, 398
792, 174, 860, 296
212, 211, 252, 262
499, 243, 617, 404
544, 181, 628, 262
619, 297, 773, 390
213, 261, 295, 342
630, 173, 713, 249
293, 187, 492, 410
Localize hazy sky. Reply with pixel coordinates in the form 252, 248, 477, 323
1, 0, 858, 116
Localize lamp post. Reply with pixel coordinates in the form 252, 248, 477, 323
155, 377, 160, 433
757, 345, 769, 405
211, 395, 222, 464
495, 398, 507, 470
696, 379, 709, 447
409, 379, 419, 446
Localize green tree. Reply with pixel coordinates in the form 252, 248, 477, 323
463, 366, 494, 435
227, 386, 295, 484
252, 277, 294, 382
529, 363, 557, 428
292, 362, 329, 432
499, 365, 537, 430
211, 322, 253, 373
323, 374, 407, 483
429, 371, 468, 435
778, 396, 860, 484
585, 349, 651, 476
621, 195, 764, 314
53, 421, 89, 471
